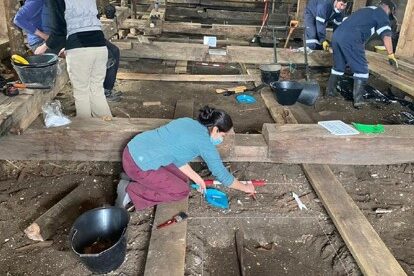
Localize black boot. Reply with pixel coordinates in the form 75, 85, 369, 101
326, 74, 339, 97
353, 78, 367, 109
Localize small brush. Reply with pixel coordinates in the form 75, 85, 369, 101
156, 212, 188, 229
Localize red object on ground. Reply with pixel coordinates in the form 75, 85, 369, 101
204, 179, 266, 187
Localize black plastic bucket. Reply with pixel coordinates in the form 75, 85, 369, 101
69, 206, 130, 274
297, 80, 320, 106
270, 80, 304, 105
259, 64, 281, 85
12, 54, 58, 87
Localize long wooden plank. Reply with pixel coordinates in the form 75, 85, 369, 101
303, 164, 407, 276
117, 41, 332, 66
0, 60, 68, 136
144, 100, 193, 276
260, 86, 407, 275
1, 117, 414, 165
116, 72, 259, 82
395, 0, 414, 59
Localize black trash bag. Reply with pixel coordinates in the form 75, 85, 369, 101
384, 111, 414, 125
104, 4, 116, 19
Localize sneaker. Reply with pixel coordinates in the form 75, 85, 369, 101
115, 179, 132, 208
104, 90, 122, 102
105, 89, 123, 97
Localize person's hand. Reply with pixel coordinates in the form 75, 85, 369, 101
242, 182, 256, 195
322, 40, 330, 51
388, 53, 399, 69
34, 43, 48, 55
58, 48, 66, 58
195, 180, 206, 194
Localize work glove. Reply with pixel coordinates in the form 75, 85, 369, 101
388, 53, 399, 69
322, 40, 330, 51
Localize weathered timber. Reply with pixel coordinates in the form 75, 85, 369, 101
260, 85, 407, 276
101, 6, 130, 39
367, 51, 414, 97
143, 100, 193, 276
116, 72, 259, 82
24, 180, 112, 241
120, 21, 303, 40
116, 41, 332, 66
395, 0, 414, 59
1, 118, 413, 165
4, 0, 26, 56
262, 123, 414, 165
0, 60, 68, 136
303, 164, 407, 276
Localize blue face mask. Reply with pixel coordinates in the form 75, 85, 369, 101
210, 136, 223, 146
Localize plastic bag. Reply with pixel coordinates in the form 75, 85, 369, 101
42, 100, 71, 128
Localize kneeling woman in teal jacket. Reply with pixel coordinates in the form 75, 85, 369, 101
120, 106, 256, 210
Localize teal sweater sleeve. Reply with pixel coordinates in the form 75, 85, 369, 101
127, 118, 234, 186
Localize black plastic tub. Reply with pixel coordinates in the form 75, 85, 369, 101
270, 80, 304, 105
69, 206, 130, 274
12, 54, 58, 87
259, 64, 281, 85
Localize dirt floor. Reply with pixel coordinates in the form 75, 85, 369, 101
0, 60, 413, 275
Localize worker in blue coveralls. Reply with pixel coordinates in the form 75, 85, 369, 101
326, 0, 399, 108
304, 0, 348, 50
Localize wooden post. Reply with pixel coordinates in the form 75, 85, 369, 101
296, 0, 308, 21
396, 0, 414, 60
4, 0, 26, 56
0, 0, 8, 39
351, 0, 367, 12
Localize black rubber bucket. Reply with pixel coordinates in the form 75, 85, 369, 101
12, 53, 58, 87
270, 80, 304, 105
69, 206, 130, 274
297, 80, 320, 106
259, 64, 281, 85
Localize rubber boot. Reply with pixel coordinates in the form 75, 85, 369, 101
326, 74, 339, 97
353, 78, 367, 109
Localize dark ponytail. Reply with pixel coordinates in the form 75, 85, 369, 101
197, 105, 233, 132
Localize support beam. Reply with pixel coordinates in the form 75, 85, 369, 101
260, 87, 407, 276
144, 100, 193, 276
1, 118, 413, 165
4, 0, 26, 56
396, 0, 414, 60
0, 60, 68, 136
116, 72, 259, 82
116, 41, 332, 66
303, 164, 407, 276
351, 0, 367, 12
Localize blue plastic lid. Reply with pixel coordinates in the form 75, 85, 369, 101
236, 94, 256, 104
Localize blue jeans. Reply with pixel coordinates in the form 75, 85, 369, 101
104, 40, 120, 91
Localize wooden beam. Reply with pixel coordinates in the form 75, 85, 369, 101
0, 60, 69, 136
120, 21, 303, 40
367, 51, 414, 97
1, 118, 414, 165
351, 0, 367, 12
144, 100, 193, 276
260, 86, 407, 276
396, 0, 414, 60
4, 0, 26, 56
116, 41, 332, 66
262, 123, 414, 165
0, 0, 8, 39
116, 72, 259, 82
101, 6, 130, 39
303, 164, 407, 276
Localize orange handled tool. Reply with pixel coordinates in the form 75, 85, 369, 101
284, 20, 299, 48
204, 179, 266, 187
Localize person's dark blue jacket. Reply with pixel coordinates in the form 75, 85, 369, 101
333, 6, 391, 45
13, 0, 50, 47
304, 0, 344, 43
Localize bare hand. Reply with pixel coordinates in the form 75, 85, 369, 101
34, 43, 48, 55
58, 48, 66, 58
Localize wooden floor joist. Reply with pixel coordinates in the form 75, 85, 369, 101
0, 60, 68, 136
116, 41, 332, 66
0, 117, 413, 165
303, 164, 407, 276
260, 88, 407, 276
144, 100, 193, 276
116, 72, 259, 82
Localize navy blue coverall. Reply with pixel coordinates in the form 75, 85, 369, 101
331, 6, 392, 80
304, 0, 344, 50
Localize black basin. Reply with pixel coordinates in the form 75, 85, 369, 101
270, 81, 304, 105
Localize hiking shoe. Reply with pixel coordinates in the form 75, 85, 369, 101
104, 90, 122, 102
105, 89, 123, 97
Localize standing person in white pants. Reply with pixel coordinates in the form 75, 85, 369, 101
36, 0, 111, 118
